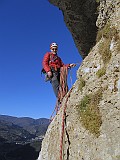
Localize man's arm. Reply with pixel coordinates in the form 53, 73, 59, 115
59, 58, 76, 68
42, 52, 51, 72
42, 52, 52, 78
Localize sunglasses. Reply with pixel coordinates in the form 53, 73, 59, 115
52, 48, 57, 51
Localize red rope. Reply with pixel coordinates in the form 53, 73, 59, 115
60, 88, 73, 160
59, 66, 73, 160
58, 66, 68, 102
50, 100, 59, 122
49, 66, 73, 159
50, 66, 68, 121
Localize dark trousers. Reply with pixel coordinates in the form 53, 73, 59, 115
50, 71, 60, 98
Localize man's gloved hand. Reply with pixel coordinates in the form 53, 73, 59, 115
47, 71, 52, 78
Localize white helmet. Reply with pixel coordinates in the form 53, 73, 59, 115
50, 42, 58, 49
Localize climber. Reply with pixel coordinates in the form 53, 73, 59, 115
42, 42, 75, 99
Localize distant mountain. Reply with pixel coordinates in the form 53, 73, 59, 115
0, 115, 50, 136
0, 119, 35, 143
0, 115, 50, 160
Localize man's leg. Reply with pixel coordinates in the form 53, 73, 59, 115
50, 74, 60, 97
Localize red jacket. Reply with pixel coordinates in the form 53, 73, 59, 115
42, 52, 69, 72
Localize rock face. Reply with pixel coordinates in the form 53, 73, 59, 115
38, 0, 120, 160
49, 0, 99, 59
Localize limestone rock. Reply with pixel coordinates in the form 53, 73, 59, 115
49, 0, 98, 59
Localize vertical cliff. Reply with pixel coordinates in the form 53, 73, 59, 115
49, 0, 99, 59
38, 0, 120, 160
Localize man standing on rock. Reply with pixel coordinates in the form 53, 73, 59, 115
42, 42, 75, 99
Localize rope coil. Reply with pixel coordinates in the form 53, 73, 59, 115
50, 66, 69, 121
58, 66, 68, 102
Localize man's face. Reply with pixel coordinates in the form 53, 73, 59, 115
51, 47, 58, 54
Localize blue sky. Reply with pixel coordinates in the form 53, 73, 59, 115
0, 0, 82, 119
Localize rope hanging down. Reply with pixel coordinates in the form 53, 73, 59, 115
50, 66, 69, 121
50, 66, 73, 160
49, 63, 80, 158
59, 87, 73, 160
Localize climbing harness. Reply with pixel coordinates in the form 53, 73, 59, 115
41, 53, 60, 81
